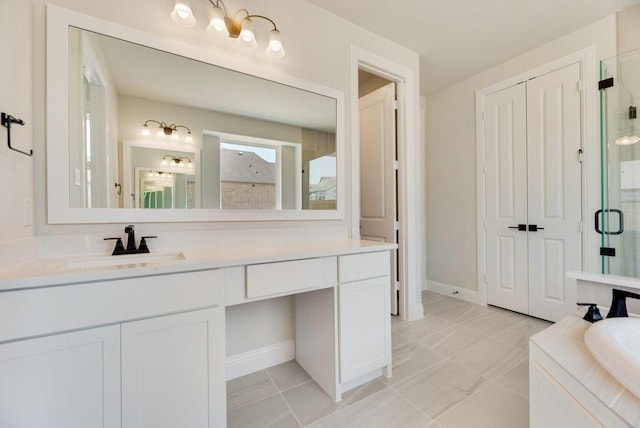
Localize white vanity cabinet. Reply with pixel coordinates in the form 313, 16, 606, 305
0, 269, 226, 428
0, 325, 121, 428
122, 307, 225, 428
338, 252, 392, 384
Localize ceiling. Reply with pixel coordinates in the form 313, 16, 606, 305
87, 30, 337, 132
306, 0, 640, 94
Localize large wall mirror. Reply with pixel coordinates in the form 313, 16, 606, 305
47, 5, 344, 223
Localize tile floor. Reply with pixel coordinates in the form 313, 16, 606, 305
226, 290, 552, 427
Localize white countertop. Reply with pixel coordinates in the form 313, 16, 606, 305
0, 239, 396, 292
567, 271, 640, 290
531, 314, 640, 426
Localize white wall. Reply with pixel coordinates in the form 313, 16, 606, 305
0, 0, 36, 268
618, 4, 640, 53
425, 15, 617, 293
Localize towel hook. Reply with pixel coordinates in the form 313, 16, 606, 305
1, 112, 32, 156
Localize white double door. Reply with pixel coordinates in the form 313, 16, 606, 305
484, 63, 582, 322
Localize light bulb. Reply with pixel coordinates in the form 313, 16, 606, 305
237, 19, 257, 49
161, 158, 168, 166
156, 127, 165, 137
188, 160, 194, 168
266, 29, 285, 58
141, 124, 151, 136
185, 132, 194, 143
171, 1, 196, 27
206, 6, 228, 36
615, 135, 640, 145
171, 130, 179, 140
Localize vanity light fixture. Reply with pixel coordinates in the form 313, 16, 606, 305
161, 155, 194, 168
141, 120, 193, 143
170, 0, 285, 58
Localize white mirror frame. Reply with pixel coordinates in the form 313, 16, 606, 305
46, 4, 344, 224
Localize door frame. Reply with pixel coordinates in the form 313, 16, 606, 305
351, 46, 424, 321
475, 47, 598, 306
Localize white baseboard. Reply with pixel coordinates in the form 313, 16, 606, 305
226, 339, 295, 381
424, 280, 480, 305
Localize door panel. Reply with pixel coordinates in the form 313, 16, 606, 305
485, 83, 529, 314
359, 82, 398, 313
527, 62, 582, 321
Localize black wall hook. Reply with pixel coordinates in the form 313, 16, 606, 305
1, 112, 32, 156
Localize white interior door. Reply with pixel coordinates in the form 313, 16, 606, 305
484, 83, 530, 314
359, 82, 398, 313
527, 63, 582, 322
484, 63, 583, 321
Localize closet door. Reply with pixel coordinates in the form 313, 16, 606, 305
527, 63, 582, 321
484, 83, 529, 314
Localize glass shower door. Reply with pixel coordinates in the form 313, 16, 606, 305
600, 48, 640, 277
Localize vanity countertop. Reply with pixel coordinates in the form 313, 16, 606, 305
0, 239, 396, 291
531, 314, 640, 426
567, 271, 640, 291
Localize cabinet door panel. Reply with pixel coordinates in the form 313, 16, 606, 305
0, 325, 121, 428
121, 307, 225, 428
339, 276, 391, 382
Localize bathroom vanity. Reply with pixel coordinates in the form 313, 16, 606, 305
0, 239, 394, 428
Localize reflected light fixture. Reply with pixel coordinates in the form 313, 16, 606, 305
161, 155, 194, 168
141, 120, 193, 143
615, 135, 640, 146
170, 0, 285, 58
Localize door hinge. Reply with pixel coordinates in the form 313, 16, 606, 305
393, 160, 400, 170
577, 80, 583, 92
578, 222, 583, 233
394, 280, 400, 291
482, 164, 486, 174
578, 148, 583, 163
600, 247, 616, 257
482, 220, 487, 229
481, 111, 486, 121
392, 100, 399, 110
394, 221, 400, 231
598, 78, 614, 90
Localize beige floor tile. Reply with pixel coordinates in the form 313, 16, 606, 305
416, 325, 487, 358
395, 360, 490, 418
266, 360, 312, 391
309, 388, 432, 428
423, 298, 466, 315
494, 317, 552, 349
227, 394, 300, 428
226, 370, 279, 412
430, 301, 499, 323
392, 330, 412, 349
436, 383, 529, 428
451, 337, 526, 380
496, 358, 529, 399
462, 310, 527, 336
387, 341, 445, 385
282, 378, 387, 426
393, 314, 455, 341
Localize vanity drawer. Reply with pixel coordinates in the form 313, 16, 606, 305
338, 251, 390, 283
246, 257, 337, 298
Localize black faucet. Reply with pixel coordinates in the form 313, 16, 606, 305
104, 225, 157, 256
607, 288, 640, 318
124, 225, 136, 252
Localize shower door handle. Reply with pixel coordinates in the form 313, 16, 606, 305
595, 209, 624, 235
508, 224, 527, 231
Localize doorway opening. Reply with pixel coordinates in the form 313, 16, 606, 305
358, 70, 400, 316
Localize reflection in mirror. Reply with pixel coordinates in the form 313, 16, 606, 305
67, 26, 337, 211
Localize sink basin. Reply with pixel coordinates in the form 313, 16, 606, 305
584, 318, 640, 397
58, 252, 185, 272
